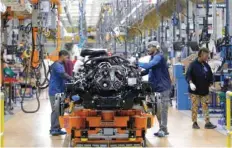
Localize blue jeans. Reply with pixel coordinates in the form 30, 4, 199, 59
49, 96, 60, 130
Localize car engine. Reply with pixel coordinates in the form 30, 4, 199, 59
65, 50, 152, 110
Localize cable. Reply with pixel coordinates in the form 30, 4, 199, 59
20, 63, 40, 113
20, 13, 46, 113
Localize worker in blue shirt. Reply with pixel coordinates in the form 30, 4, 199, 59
138, 41, 171, 137
186, 48, 217, 129
49, 50, 73, 136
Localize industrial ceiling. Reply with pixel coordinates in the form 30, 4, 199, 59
60, 0, 108, 28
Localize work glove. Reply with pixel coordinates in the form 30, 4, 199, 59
210, 86, 216, 91
190, 83, 196, 91
71, 95, 80, 102
138, 62, 144, 68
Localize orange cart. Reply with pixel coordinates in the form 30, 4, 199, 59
59, 109, 154, 147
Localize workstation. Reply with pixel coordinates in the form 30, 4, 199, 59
0, 0, 232, 147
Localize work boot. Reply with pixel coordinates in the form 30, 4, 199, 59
154, 129, 169, 136
50, 129, 67, 136
192, 122, 200, 129
156, 130, 168, 138
205, 122, 217, 129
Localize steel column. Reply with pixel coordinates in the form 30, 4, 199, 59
205, 0, 209, 48
186, 0, 190, 55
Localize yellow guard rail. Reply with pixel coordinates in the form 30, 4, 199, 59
226, 91, 232, 147
0, 92, 4, 147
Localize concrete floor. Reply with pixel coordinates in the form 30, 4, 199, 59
4, 93, 227, 147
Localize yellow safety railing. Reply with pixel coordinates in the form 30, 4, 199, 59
226, 91, 232, 147
0, 92, 4, 147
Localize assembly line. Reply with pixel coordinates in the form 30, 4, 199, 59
1, 0, 232, 147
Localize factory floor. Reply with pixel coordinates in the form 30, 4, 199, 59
4, 92, 227, 147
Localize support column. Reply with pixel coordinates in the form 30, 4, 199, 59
228, 0, 232, 36
186, 0, 190, 55
212, 0, 217, 41
205, 0, 209, 48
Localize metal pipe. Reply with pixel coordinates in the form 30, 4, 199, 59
226, 0, 230, 37
161, 16, 164, 44
173, 13, 176, 42
178, 13, 181, 41
165, 21, 168, 41
186, 0, 190, 55
205, 0, 209, 48
56, 5, 62, 52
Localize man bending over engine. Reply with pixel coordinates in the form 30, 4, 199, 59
49, 50, 73, 136
138, 41, 172, 138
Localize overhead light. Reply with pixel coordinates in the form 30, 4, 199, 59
86, 0, 93, 4
149, 0, 157, 4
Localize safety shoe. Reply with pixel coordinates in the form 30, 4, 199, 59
154, 130, 169, 138
50, 129, 67, 136
205, 122, 217, 129
192, 122, 200, 129
154, 129, 169, 136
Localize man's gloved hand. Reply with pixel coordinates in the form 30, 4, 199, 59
190, 82, 196, 91
138, 62, 144, 67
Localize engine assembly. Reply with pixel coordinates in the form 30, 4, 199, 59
65, 50, 152, 110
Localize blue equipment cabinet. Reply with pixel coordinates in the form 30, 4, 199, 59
174, 64, 190, 110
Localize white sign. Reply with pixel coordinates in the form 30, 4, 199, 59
197, 4, 226, 8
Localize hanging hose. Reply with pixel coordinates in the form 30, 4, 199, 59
20, 20, 41, 113
38, 61, 51, 90
20, 61, 40, 113
20, 44, 51, 113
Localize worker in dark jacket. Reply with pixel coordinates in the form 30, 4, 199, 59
186, 47, 217, 129
138, 41, 171, 137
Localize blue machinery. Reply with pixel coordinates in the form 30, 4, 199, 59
174, 64, 190, 110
